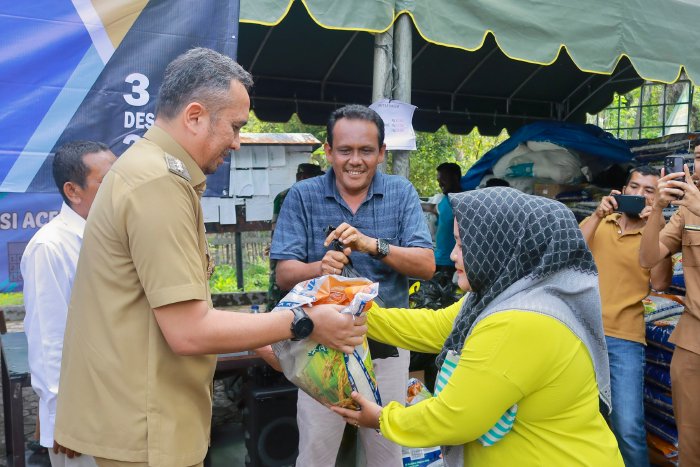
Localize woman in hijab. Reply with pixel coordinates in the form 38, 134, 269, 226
332, 188, 623, 466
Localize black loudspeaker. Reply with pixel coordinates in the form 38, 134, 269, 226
243, 374, 299, 467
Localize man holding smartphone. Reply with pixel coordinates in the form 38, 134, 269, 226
580, 165, 672, 467
640, 144, 700, 467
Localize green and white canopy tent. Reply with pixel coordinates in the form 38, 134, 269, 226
238, 0, 700, 137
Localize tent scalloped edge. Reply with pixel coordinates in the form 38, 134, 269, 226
240, 1, 691, 86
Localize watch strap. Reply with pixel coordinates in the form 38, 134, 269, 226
290, 306, 312, 341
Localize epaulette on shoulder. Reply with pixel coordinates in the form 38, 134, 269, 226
164, 153, 191, 182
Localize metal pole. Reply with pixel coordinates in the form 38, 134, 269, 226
392, 14, 412, 179
235, 232, 244, 290
372, 26, 393, 174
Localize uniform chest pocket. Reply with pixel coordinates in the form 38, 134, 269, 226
681, 229, 700, 266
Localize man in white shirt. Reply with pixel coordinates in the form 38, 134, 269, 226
21, 141, 116, 467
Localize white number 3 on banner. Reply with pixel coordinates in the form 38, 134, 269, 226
123, 73, 150, 106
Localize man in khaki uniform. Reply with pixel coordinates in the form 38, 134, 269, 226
640, 145, 700, 467
54, 48, 365, 467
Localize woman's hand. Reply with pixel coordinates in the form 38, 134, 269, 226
254, 345, 282, 372
330, 391, 382, 430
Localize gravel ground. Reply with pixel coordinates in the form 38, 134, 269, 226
0, 308, 250, 467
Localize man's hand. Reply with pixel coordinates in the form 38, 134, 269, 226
324, 223, 375, 255
639, 205, 654, 221
320, 250, 351, 276
307, 304, 367, 354
667, 164, 700, 216
594, 190, 621, 219
655, 167, 686, 209
330, 391, 382, 430
53, 441, 81, 458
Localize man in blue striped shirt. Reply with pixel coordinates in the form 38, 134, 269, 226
271, 104, 434, 466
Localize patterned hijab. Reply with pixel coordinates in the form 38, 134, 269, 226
439, 188, 611, 410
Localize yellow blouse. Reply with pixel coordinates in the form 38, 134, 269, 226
368, 299, 623, 466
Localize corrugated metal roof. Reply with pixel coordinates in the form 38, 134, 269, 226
240, 133, 321, 146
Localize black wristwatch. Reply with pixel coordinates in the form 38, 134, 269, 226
290, 306, 314, 341
372, 238, 390, 259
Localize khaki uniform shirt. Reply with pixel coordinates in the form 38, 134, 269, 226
659, 207, 700, 355
581, 214, 651, 344
54, 126, 216, 466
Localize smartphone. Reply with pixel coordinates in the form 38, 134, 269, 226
612, 194, 645, 215
664, 156, 685, 182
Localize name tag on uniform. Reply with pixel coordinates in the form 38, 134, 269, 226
684, 224, 700, 231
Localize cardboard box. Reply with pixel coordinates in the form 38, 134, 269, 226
533, 182, 582, 199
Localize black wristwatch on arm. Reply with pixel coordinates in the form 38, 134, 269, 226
290, 306, 314, 341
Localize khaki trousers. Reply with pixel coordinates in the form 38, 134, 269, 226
670, 346, 700, 467
95, 459, 203, 467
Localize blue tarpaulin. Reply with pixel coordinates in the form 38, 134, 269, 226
461, 121, 634, 190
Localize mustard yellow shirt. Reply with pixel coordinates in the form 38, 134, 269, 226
368, 299, 623, 466
580, 214, 651, 344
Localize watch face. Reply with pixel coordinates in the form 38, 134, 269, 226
295, 318, 314, 339
378, 238, 390, 257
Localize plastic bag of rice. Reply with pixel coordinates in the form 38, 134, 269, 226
271, 274, 381, 409
402, 378, 443, 466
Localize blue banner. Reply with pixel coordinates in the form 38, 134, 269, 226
0, 193, 63, 291
0, 0, 240, 290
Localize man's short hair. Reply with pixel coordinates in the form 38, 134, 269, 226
297, 163, 325, 177
156, 47, 253, 121
326, 105, 385, 149
625, 165, 660, 186
52, 141, 110, 205
437, 162, 461, 179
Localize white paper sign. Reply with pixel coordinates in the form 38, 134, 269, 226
269, 146, 286, 167
267, 166, 290, 186
246, 196, 273, 221
233, 147, 253, 168
233, 169, 254, 197
369, 99, 417, 150
219, 200, 237, 225
251, 146, 269, 167
200, 197, 221, 223
251, 168, 270, 196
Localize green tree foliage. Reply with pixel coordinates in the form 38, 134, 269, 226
409, 127, 509, 196
244, 111, 326, 143
589, 79, 700, 139
208, 261, 270, 293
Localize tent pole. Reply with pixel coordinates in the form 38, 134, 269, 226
392, 14, 412, 179
372, 25, 394, 174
